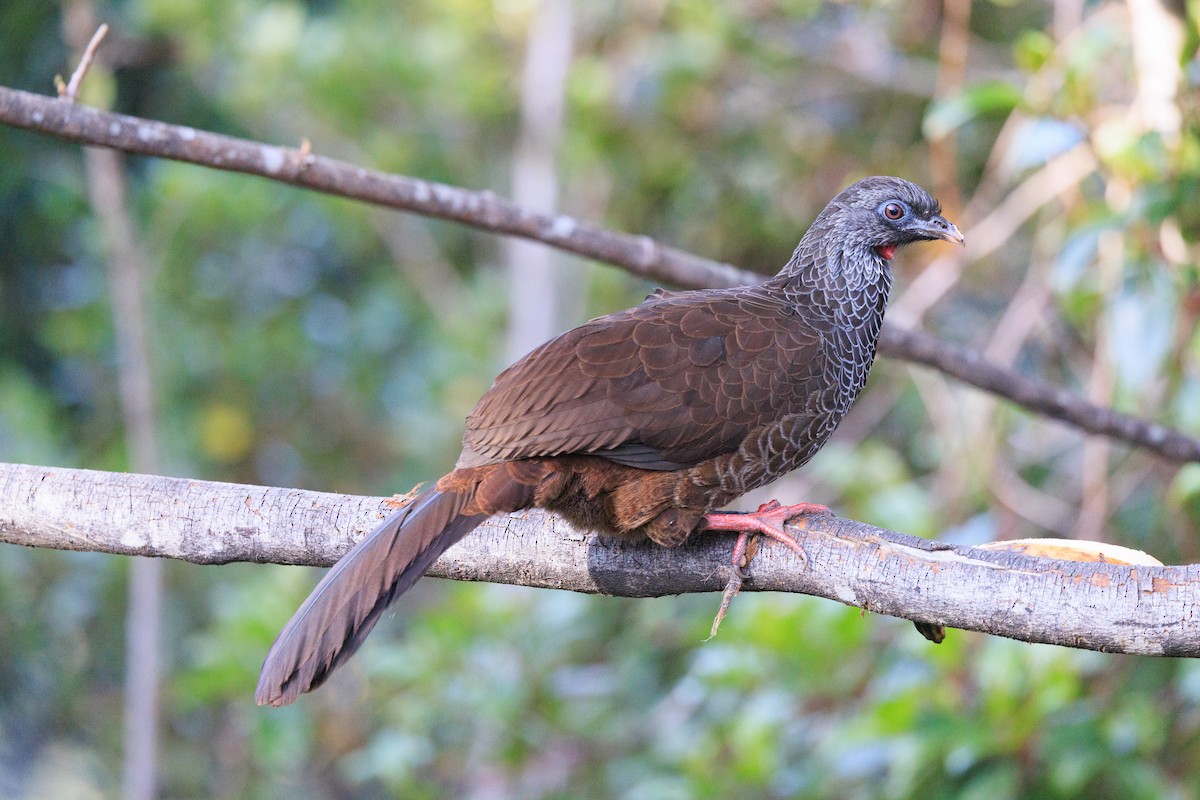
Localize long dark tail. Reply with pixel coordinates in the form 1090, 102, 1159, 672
255, 484, 488, 707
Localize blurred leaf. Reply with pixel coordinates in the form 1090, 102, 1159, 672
1105, 272, 1175, 394
923, 81, 1022, 140
197, 401, 255, 464
1004, 117, 1087, 173
1014, 29, 1054, 73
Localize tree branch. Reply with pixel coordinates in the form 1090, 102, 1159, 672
1, 83, 1198, 464
880, 327, 1200, 462
0, 85, 749, 290
3, 461, 1197, 656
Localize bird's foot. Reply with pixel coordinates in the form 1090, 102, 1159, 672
703, 500, 831, 638
702, 500, 829, 558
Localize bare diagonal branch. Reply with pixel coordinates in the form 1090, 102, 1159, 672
0, 86, 752, 290
881, 327, 1200, 461
1, 85, 1197, 463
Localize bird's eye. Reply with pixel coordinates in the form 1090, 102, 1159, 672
883, 203, 905, 221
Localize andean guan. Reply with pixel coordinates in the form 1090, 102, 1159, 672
256, 176, 964, 707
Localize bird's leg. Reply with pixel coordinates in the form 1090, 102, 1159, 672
703, 500, 830, 638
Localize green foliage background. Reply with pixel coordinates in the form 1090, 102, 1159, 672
3, 1, 1200, 797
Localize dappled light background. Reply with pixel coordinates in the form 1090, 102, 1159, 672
2, 1, 1200, 797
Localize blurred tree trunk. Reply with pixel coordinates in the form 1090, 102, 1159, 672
506, 0, 575, 361
85, 145, 164, 800
1126, 0, 1184, 137
67, 5, 165, 793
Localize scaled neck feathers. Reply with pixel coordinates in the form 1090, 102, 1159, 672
775, 211, 892, 295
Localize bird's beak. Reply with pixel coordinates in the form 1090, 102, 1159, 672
921, 215, 965, 246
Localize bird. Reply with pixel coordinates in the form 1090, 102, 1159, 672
255, 176, 964, 707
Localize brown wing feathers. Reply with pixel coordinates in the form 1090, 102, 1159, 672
462, 290, 822, 470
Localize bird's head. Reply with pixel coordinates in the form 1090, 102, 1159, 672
790, 176, 964, 289
830, 176, 964, 260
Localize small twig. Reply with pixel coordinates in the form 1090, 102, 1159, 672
60, 23, 109, 103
